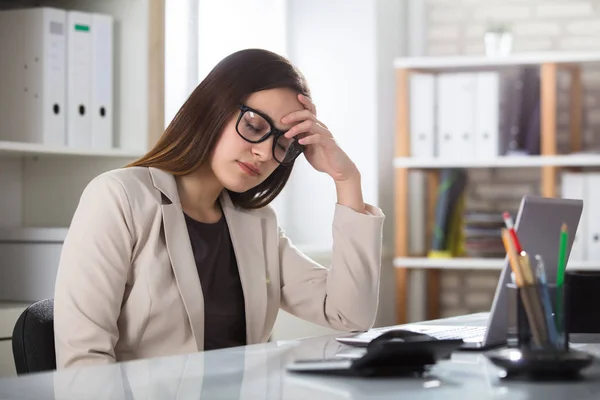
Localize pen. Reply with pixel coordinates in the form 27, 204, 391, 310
503, 212, 523, 254
534, 255, 561, 348
557, 223, 568, 288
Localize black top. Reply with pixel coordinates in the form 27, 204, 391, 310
183, 212, 247, 350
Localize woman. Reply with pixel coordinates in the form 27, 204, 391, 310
54, 49, 385, 369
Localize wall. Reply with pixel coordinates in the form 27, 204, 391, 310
281, 0, 406, 332
284, 0, 378, 249
425, 0, 600, 317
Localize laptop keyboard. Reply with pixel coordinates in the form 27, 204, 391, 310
420, 326, 486, 341
353, 325, 486, 342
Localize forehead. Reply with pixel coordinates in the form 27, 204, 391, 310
244, 88, 304, 130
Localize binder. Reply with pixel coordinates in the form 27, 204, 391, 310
585, 173, 600, 261
474, 72, 500, 159
91, 13, 114, 149
409, 74, 435, 158
0, 7, 66, 146
436, 73, 476, 160
66, 11, 93, 148
429, 168, 468, 257
561, 172, 586, 261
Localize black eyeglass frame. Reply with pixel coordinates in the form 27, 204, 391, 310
235, 104, 304, 165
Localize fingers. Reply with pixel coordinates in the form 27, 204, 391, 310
281, 109, 316, 125
284, 118, 331, 140
284, 119, 314, 139
298, 94, 316, 115
298, 134, 322, 146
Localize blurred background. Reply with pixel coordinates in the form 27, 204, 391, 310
1, 0, 600, 377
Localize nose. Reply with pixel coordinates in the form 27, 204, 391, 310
251, 137, 274, 162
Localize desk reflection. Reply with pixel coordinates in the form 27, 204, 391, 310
1, 334, 600, 400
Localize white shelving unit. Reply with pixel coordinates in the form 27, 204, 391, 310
393, 257, 600, 271
0, 0, 165, 377
0, 0, 164, 229
394, 154, 600, 169
393, 51, 600, 69
393, 51, 600, 324
0, 141, 144, 159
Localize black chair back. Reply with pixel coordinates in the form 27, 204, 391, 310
12, 298, 56, 374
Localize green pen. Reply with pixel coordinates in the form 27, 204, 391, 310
557, 223, 568, 287
556, 223, 568, 336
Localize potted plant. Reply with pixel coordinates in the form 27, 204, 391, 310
484, 21, 513, 57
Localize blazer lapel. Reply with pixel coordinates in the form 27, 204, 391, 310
220, 192, 268, 345
149, 168, 205, 351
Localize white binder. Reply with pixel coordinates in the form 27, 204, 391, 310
67, 11, 93, 148
436, 73, 476, 159
585, 173, 600, 261
0, 7, 66, 145
561, 172, 586, 261
474, 72, 500, 159
91, 13, 114, 149
409, 74, 435, 158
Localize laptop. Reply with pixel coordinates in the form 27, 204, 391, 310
336, 195, 583, 350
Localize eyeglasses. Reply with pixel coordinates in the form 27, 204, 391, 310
235, 105, 304, 165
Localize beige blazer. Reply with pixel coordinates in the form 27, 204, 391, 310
54, 167, 384, 369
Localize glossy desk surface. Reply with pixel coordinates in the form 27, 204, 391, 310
2, 313, 600, 399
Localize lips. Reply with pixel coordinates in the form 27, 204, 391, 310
237, 161, 260, 176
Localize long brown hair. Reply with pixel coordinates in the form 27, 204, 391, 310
128, 49, 311, 209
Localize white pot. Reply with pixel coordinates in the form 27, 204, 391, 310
484, 32, 513, 57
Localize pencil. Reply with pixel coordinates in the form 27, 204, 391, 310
503, 212, 523, 253
519, 252, 549, 346
502, 229, 524, 285
518, 251, 535, 285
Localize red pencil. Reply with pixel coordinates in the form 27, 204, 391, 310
502, 212, 523, 253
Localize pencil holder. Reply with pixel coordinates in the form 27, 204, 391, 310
506, 283, 568, 351
486, 282, 594, 380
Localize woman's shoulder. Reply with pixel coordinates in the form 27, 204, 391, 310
84, 167, 159, 203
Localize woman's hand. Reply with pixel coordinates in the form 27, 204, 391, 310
281, 94, 366, 214
281, 94, 359, 182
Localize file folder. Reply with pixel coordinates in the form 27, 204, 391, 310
436, 73, 476, 160
67, 11, 93, 148
585, 173, 600, 261
561, 172, 586, 261
0, 7, 66, 146
474, 72, 500, 159
409, 74, 435, 158
91, 13, 114, 149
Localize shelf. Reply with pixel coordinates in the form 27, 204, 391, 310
0, 141, 144, 159
394, 257, 600, 271
394, 51, 600, 70
393, 154, 600, 169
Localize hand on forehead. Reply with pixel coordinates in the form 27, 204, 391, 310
244, 88, 305, 131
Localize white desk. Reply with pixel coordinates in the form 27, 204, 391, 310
0, 314, 600, 399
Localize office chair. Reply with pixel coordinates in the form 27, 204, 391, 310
12, 298, 56, 374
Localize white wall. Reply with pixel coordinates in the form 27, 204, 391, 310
374, 0, 408, 326
280, 0, 409, 331
284, 0, 378, 250
197, 0, 287, 80
165, 0, 198, 127
165, 0, 287, 127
